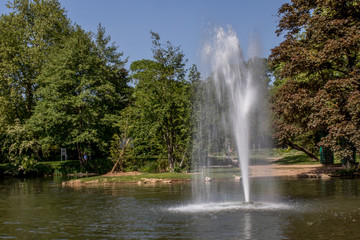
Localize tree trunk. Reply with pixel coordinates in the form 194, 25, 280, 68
286, 139, 319, 161
77, 142, 82, 166
111, 160, 120, 173
164, 124, 174, 170
111, 138, 130, 173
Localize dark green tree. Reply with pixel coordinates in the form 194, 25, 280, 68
0, 0, 72, 163
28, 25, 130, 167
0, 0, 71, 122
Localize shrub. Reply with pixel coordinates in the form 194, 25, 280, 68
140, 161, 159, 173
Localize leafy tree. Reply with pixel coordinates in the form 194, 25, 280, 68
0, 0, 71, 122
126, 32, 199, 171
0, 0, 130, 171
269, 0, 360, 165
28, 25, 130, 167
0, 0, 72, 162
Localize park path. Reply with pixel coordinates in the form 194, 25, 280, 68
249, 163, 341, 178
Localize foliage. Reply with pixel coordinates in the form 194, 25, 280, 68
269, 0, 360, 166
140, 161, 160, 173
0, 0, 130, 172
0, 1, 201, 174
28, 25, 129, 167
126, 32, 200, 171
331, 166, 358, 178
0, 0, 71, 123
0, 160, 80, 177
0, 0, 72, 163
109, 133, 133, 172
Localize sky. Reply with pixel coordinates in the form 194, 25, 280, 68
0, 0, 289, 75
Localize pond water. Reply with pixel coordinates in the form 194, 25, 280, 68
1, 177, 360, 239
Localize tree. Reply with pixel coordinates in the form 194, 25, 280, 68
28, 25, 130, 167
126, 32, 199, 171
0, 0, 71, 122
0, 0, 72, 163
269, 0, 360, 165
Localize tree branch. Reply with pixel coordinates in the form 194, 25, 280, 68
285, 139, 319, 161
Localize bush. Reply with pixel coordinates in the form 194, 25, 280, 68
332, 167, 358, 178
87, 158, 112, 175
157, 158, 168, 172
0, 160, 81, 177
173, 162, 181, 173
0, 163, 18, 176
54, 160, 81, 176
140, 161, 159, 173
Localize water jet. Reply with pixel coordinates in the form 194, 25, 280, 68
192, 26, 269, 204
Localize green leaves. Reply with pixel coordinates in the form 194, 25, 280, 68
30, 26, 130, 163
0, 1, 130, 169
0, 1, 199, 173
126, 33, 198, 171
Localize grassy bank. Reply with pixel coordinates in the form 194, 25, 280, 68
69, 172, 192, 184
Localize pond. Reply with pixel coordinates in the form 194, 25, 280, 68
1, 177, 360, 239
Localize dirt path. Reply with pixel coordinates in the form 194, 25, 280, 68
249, 164, 341, 178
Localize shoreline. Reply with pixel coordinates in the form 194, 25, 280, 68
62, 163, 344, 187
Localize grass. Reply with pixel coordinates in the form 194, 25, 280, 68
64, 148, 352, 184
273, 154, 319, 165
269, 148, 322, 165
79, 172, 192, 183
270, 148, 351, 165
75, 167, 246, 184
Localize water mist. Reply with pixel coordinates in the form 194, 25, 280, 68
192, 26, 265, 203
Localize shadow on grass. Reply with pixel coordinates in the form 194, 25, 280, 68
273, 154, 318, 165
250, 157, 271, 165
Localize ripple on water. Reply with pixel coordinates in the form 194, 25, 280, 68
166, 201, 294, 213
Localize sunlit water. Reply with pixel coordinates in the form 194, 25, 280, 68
1, 177, 360, 239
167, 201, 292, 213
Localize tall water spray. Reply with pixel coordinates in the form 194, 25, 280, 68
193, 26, 264, 203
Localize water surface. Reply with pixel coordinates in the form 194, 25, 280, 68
1, 177, 360, 239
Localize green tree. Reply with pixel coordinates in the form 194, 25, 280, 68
0, 0, 71, 122
28, 25, 130, 167
0, 0, 72, 163
269, 0, 360, 165
126, 32, 199, 171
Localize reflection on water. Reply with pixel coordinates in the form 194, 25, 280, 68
0, 177, 360, 239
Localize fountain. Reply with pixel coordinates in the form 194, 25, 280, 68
192, 26, 268, 204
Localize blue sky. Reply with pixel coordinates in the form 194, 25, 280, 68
1, 0, 289, 74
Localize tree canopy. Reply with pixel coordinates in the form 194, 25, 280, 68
124, 32, 200, 171
269, 0, 360, 165
0, 1, 199, 174
0, 0, 130, 172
